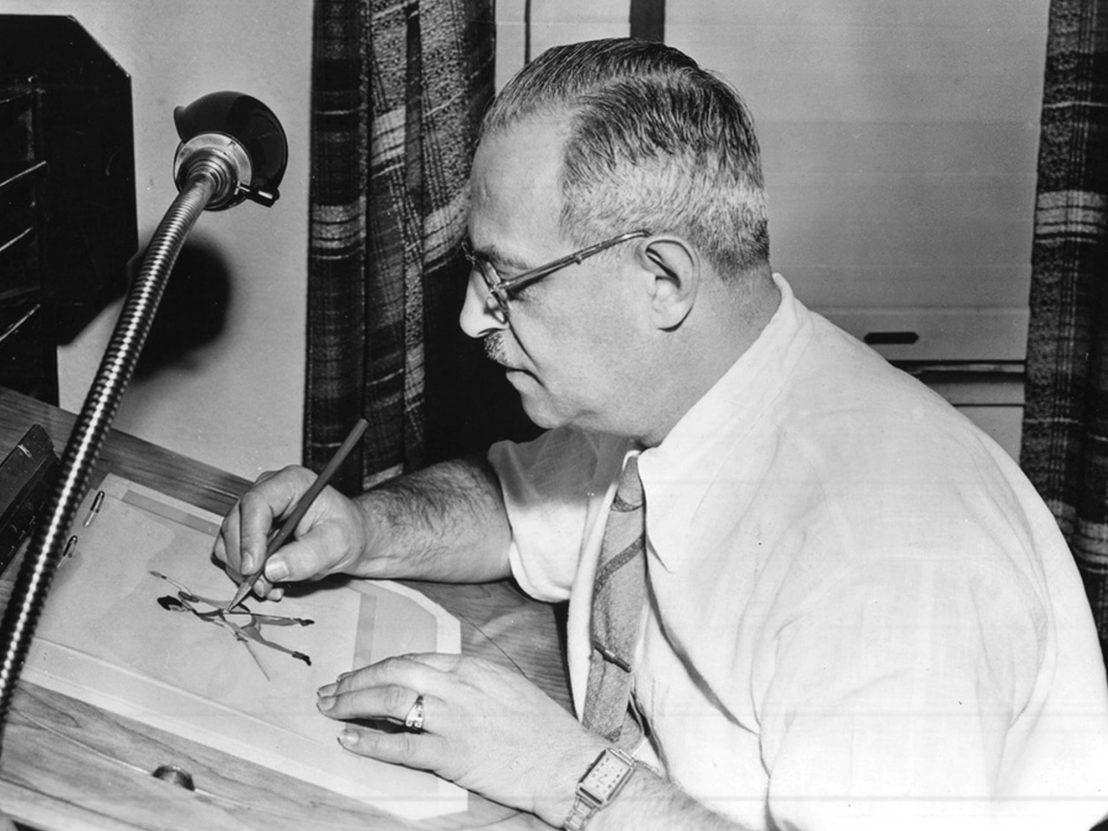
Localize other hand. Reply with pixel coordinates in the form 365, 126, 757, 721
316, 653, 608, 825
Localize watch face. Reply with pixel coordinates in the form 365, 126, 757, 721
581, 750, 634, 801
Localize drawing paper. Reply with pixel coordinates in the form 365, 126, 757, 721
24, 474, 464, 819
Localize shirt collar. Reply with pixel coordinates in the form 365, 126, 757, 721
636, 274, 810, 572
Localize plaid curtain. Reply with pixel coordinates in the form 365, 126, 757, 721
305, 0, 533, 492
1021, 0, 1108, 664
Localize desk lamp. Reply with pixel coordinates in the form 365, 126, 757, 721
0, 92, 288, 745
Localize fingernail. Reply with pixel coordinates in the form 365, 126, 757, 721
338, 729, 358, 747
317, 695, 334, 712
265, 559, 289, 582
317, 683, 336, 697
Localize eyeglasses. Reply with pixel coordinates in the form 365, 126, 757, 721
462, 230, 651, 322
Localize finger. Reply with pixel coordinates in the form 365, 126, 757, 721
246, 573, 276, 600
214, 501, 286, 602
213, 500, 243, 573
241, 578, 283, 602
214, 467, 299, 574
232, 497, 279, 599
216, 503, 276, 597
336, 724, 448, 770
325, 654, 455, 699
398, 652, 468, 672
237, 467, 316, 575
237, 492, 281, 577
369, 652, 492, 686
317, 682, 437, 726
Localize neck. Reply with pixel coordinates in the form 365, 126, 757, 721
636, 268, 779, 448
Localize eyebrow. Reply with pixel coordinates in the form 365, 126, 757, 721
468, 239, 535, 274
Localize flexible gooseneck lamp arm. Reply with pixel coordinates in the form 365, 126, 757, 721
0, 92, 288, 747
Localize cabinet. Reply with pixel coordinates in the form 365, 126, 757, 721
0, 87, 51, 399
0, 15, 136, 403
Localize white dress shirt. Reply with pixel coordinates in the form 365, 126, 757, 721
489, 275, 1108, 830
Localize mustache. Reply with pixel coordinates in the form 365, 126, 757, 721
483, 333, 507, 365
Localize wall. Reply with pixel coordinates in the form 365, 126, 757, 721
496, 0, 1047, 459
2, 2, 1043, 473
0, 0, 312, 480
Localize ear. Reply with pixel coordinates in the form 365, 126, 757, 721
633, 235, 700, 330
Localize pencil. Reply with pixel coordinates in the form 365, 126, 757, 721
226, 417, 369, 609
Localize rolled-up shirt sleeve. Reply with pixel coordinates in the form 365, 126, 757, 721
488, 427, 627, 603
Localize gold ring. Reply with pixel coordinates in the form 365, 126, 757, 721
403, 694, 425, 731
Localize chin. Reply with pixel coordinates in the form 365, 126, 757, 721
516, 391, 573, 431
519, 400, 563, 430
510, 375, 601, 432
521, 397, 614, 436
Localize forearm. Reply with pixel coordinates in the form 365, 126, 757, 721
588, 768, 750, 831
533, 740, 750, 831
351, 454, 513, 583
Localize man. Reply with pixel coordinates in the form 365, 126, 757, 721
216, 39, 1108, 830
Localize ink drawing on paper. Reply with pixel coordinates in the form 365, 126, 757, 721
23, 474, 464, 818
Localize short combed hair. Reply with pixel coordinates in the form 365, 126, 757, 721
480, 38, 770, 277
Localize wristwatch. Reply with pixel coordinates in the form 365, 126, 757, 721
563, 747, 637, 830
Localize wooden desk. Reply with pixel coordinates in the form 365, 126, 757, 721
0, 387, 569, 830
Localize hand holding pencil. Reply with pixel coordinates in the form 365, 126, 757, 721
213, 418, 369, 605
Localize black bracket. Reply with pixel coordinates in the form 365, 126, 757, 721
0, 424, 58, 575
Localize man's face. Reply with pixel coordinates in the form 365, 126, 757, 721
461, 118, 648, 435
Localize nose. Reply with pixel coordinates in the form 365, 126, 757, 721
459, 270, 507, 339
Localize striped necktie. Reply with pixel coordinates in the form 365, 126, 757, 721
583, 454, 646, 748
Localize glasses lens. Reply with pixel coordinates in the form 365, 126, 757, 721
463, 242, 509, 322
485, 292, 508, 322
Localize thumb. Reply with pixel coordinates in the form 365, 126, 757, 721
264, 531, 340, 584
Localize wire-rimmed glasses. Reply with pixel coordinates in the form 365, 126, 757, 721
462, 229, 651, 322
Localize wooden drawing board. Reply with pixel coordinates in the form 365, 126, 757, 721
24, 474, 464, 819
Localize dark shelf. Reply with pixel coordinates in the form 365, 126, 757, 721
0, 90, 33, 121
0, 14, 137, 404
0, 159, 46, 195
